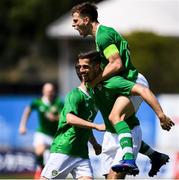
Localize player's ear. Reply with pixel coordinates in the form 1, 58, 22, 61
83, 16, 90, 25
94, 64, 100, 71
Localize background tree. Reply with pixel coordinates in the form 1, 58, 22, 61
127, 32, 179, 93
0, 0, 102, 85
0, 0, 178, 94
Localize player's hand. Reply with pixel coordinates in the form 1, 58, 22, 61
159, 114, 175, 131
93, 143, 102, 155
19, 126, 27, 135
95, 124, 106, 131
46, 112, 57, 122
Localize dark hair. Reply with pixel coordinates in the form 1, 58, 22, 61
75, 50, 101, 81
78, 50, 101, 66
71, 2, 98, 22
75, 64, 82, 81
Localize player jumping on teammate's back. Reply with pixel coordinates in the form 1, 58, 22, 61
71, 2, 174, 177
75, 50, 174, 178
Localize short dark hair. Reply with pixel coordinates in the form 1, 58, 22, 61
71, 2, 98, 22
75, 64, 82, 81
78, 50, 101, 66
75, 50, 101, 81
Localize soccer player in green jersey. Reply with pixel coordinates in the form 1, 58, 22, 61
71, 2, 174, 177
40, 79, 104, 179
76, 50, 174, 178
19, 83, 64, 179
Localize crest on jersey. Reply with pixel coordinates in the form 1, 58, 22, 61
52, 169, 59, 177
96, 83, 102, 91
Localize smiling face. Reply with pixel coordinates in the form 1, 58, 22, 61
72, 12, 91, 37
77, 58, 99, 82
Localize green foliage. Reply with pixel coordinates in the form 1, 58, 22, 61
126, 32, 179, 93
0, 1, 179, 93
0, 0, 71, 68
0, 0, 102, 68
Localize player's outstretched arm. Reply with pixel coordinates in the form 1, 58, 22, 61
66, 113, 105, 131
131, 84, 175, 131
18, 106, 32, 135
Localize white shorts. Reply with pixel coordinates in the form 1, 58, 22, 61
101, 125, 142, 175
33, 132, 53, 148
41, 153, 93, 179
130, 73, 149, 112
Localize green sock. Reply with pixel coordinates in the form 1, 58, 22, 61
114, 121, 134, 160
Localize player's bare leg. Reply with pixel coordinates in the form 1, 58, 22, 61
78, 176, 93, 180
109, 96, 139, 176
40, 176, 48, 180
34, 144, 46, 179
107, 169, 126, 179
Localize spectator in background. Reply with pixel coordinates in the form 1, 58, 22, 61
18, 82, 64, 179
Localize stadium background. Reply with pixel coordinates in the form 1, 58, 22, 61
0, 0, 179, 179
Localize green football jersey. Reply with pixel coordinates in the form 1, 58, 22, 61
50, 87, 98, 159
30, 97, 64, 137
96, 25, 138, 82
92, 76, 140, 133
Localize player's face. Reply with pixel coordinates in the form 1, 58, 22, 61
72, 12, 90, 37
77, 58, 98, 82
43, 85, 55, 100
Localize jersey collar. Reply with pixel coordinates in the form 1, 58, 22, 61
42, 97, 51, 105
95, 23, 101, 37
78, 86, 91, 98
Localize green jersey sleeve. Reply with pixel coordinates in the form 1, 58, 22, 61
103, 44, 119, 59
96, 25, 138, 81
30, 99, 39, 110
56, 99, 64, 113
96, 26, 121, 56
63, 89, 82, 116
